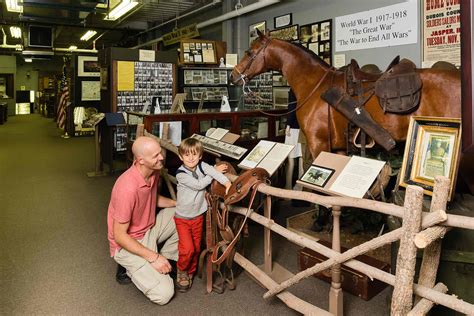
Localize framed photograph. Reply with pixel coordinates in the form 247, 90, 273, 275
269, 25, 299, 41
81, 80, 100, 101
78, 56, 100, 77
320, 21, 331, 41
249, 21, 266, 45
399, 116, 462, 200
300, 165, 335, 187
274, 13, 292, 28
299, 23, 318, 43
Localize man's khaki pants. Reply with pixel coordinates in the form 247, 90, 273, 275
114, 207, 178, 305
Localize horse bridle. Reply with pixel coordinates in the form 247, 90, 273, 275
233, 38, 272, 93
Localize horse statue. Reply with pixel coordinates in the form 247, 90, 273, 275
230, 30, 461, 160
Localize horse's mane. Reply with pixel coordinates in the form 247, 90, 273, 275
290, 41, 332, 69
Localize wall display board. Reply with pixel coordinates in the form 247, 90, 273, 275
116, 61, 174, 113
399, 116, 461, 200
297, 151, 386, 198
182, 68, 229, 101
422, 0, 461, 67
180, 40, 217, 64
243, 72, 273, 110
299, 19, 333, 65
238, 140, 294, 176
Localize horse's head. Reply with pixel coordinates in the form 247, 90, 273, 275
230, 29, 272, 85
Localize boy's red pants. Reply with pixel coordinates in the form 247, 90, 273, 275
174, 215, 204, 275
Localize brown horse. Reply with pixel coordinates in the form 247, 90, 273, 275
230, 31, 461, 160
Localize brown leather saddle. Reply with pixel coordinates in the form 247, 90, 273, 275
199, 163, 269, 294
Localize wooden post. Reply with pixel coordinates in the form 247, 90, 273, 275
329, 206, 343, 316
263, 194, 272, 274
415, 226, 450, 249
391, 185, 424, 315
408, 282, 449, 316
415, 176, 450, 304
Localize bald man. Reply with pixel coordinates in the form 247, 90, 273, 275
107, 136, 178, 305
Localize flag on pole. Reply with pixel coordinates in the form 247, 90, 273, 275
57, 62, 69, 130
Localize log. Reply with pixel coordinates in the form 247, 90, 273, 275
263, 209, 446, 299
228, 205, 474, 314
263, 227, 403, 299
255, 182, 474, 230
415, 226, 450, 249
408, 282, 449, 316
416, 176, 450, 304
233, 252, 332, 316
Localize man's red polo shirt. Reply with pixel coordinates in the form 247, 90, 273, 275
107, 163, 159, 257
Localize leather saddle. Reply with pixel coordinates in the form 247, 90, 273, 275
200, 163, 269, 293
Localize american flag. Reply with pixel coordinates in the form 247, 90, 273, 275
56, 63, 69, 130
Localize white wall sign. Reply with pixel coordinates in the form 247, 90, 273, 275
335, 1, 418, 52
139, 49, 155, 62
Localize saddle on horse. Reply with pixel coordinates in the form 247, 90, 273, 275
321, 56, 422, 152
199, 162, 269, 294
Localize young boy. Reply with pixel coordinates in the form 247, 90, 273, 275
175, 137, 231, 292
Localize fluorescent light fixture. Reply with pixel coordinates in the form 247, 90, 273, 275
6, 0, 23, 12
68, 45, 78, 51
80, 30, 97, 41
24, 58, 33, 63
10, 26, 22, 38
104, 0, 139, 21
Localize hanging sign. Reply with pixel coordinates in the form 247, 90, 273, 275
162, 24, 200, 46
335, 1, 418, 52
422, 0, 461, 67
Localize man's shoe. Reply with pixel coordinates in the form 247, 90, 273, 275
116, 264, 132, 285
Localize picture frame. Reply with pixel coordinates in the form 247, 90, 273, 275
249, 21, 266, 45
399, 116, 462, 200
300, 165, 335, 187
274, 13, 292, 28
81, 80, 100, 101
78, 56, 100, 77
299, 23, 319, 43
268, 24, 299, 42
180, 40, 217, 64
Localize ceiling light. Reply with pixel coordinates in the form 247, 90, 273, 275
24, 58, 32, 63
68, 45, 78, 51
80, 30, 97, 41
6, 0, 23, 13
10, 26, 22, 39
104, 0, 139, 21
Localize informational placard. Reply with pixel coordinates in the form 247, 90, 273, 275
238, 140, 294, 176
81, 81, 100, 101
335, 1, 417, 52
139, 49, 155, 62
422, 0, 461, 67
330, 156, 386, 198
117, 61, 134, 91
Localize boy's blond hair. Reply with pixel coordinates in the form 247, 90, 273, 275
178, 137, 203, 156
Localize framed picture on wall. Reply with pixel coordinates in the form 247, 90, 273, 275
274, 13, 292, 28
299, 23, 319, 43
399, 116, 462, 200
268, 25, 299, 42
78, 56, 100, 77
249, 21, 266, 45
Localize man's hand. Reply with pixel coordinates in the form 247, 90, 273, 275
150, 254, 172, 274
215, 163, 228, 173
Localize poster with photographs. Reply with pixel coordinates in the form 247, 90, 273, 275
269, 25, 299, 42
299, 19, 332, 65
116, 61, 174, 113
181, 40, 217, 64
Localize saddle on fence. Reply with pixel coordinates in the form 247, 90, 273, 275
199, 163, 270, 294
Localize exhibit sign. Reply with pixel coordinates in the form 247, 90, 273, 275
81, 81, 100, 101
422, 0, 461, 67
335, 1, 417, 52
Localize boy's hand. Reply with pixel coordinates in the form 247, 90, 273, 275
225, 181, 232, 194
215, 163, 228, 173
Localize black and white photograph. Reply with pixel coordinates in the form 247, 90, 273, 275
300, 165, 335, 187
